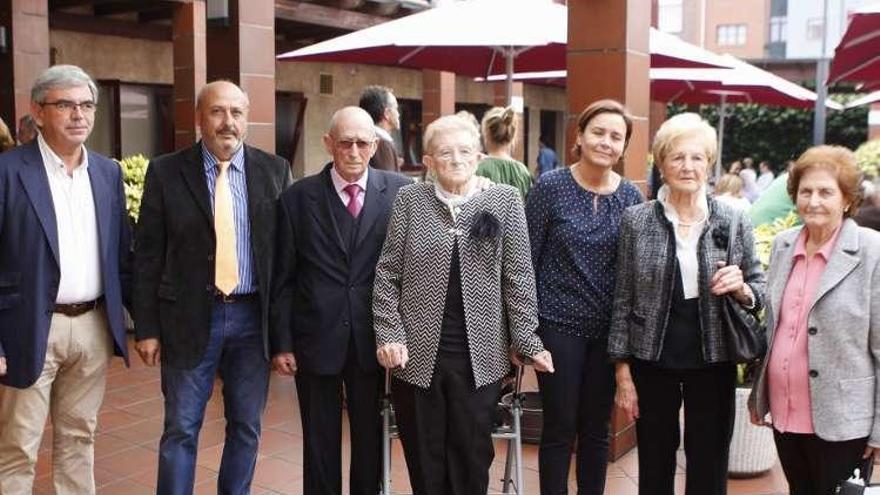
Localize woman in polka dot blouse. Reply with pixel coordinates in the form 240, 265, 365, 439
525, 99, 644, 495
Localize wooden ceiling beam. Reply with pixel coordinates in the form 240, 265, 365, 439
49, 12, 171, 41
275, 0, 387, 31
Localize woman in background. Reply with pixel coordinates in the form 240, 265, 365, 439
476, 106, 533, 199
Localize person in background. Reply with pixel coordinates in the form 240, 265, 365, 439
526, 99, 643, 495
537, 135, 559, 177
475, 106, 532, 199
17, 115, 38, 145
0, 117, 15, 152
854, 180, 880, 231
713, 173, 752, 212
740, 157, 760, 203
609, 113, 765, 495
749, 145, 880, 494
749, 172, 797, 227
359, 85, 401, 172
756, 160, 775, 193
374, 113, 553, 495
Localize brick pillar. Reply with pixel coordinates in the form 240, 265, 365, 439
0, 0, 49, 127
492, 81, 525, 162
173, 1, 206, 150
869, 103, 880, 141
207, 0, 276, 153
421, 69, 455, 128
567, 0, 651, 461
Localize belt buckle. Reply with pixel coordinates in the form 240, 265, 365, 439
218, 292, 236, 304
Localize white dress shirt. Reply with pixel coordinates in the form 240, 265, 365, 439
658, 185, 707, 300
330, 165, 368, 210
37, 133, 103, 303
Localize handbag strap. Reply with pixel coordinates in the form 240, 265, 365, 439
727, 213, 740, 266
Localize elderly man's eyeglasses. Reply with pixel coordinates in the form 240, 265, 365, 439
335, 139, 374, 151
434, 147, 477, 162
40, 100, 97, 114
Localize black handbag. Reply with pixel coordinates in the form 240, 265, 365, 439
720, 213, 766, 363
836, 454, 875, 494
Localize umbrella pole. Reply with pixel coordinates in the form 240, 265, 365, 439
716, 94, 727, 180
506, 48, 514, 107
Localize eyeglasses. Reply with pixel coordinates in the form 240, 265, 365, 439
40, 100, 97, 114
335, 139, 374, 151
433, 147, 477, 162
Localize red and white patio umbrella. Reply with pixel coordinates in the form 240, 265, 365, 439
277, 0, 734, 103
828, 3, 880, 85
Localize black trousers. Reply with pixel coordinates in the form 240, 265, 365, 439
536, 331, 615, 495
773, 431, 868, 495
295, 346, 381, 495
631, 361, 736, 495
392, 351, 501, 495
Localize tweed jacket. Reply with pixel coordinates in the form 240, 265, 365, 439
372, 182, 545, 389
607, 197, 766, 364
749, 219, 880, 444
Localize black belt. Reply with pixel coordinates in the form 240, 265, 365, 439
54, 296, 104, 317
214, 291, 259, 304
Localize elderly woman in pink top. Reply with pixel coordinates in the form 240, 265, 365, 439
749, 145, 880, 495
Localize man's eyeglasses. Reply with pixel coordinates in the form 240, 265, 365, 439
40, 100, 97, 114
335, 139, 374, 151
434, 147, 477, 162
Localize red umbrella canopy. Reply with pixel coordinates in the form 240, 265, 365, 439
278, 0, 734, 76
829, 4, 880, 85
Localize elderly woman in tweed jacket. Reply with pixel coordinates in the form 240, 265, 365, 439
372, 114, 553, 495
607, 113, 766, 495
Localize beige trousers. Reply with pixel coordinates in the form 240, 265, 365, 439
0, 307, 114, 495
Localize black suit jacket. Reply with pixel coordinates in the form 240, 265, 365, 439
134, 143, 292, 369
270, 163, 412, 375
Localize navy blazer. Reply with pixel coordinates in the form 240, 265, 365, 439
270, 163, 412, 374
0, 141, 132, 389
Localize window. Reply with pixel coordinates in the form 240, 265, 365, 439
770, 16, 787, 42
85, 81, 173, 160
658, 0, 684, 34
806, 17, 824, 41
717, 24, 747, 46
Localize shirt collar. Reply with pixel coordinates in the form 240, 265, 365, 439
793, 224, 842, 261
657, 184, 708, 225
37, 132, 89, 175
374, 125, 393, 143
329, 164, 369, 194
201, 141, 245, 173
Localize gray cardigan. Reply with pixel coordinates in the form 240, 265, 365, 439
749, 219, 880, 444
607, 198, 766, 364
372, 182, 545, 389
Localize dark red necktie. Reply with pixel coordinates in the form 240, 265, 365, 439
344, 183, 362, 218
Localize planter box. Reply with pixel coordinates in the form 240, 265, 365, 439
729, 387, 777, 477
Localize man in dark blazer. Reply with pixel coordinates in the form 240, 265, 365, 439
0, 65, 131, 494
271, 106, 411, 495
133, 81, 291, 494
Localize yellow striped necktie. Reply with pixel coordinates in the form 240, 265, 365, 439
214, 160, 239, 295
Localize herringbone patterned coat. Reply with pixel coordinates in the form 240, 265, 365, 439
373, 182, 545, 389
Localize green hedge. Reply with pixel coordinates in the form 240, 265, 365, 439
669, 94, 868, 172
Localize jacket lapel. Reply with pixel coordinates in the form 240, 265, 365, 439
179, 144, 214, 229
768, 230, 797, 328
813, 219, 860, 306
87, 154, 112, 263
18, 142, 60, 265
244, 145, 268, 232
354, 170, 387, 248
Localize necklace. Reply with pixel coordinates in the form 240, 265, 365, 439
676, 213, 706, 228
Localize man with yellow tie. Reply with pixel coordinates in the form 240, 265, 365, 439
133, 80, 291, 494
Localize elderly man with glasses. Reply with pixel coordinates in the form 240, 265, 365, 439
0, 64, 132, 494
270, 106, 411, 495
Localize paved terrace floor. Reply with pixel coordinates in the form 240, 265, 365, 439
26, 337, 806, 494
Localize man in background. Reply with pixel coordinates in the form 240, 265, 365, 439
359, 85, 401, 172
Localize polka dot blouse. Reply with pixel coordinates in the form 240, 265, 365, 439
525, 167, 644, 339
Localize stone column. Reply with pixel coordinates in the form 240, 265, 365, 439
0, 0, 50, 126
207, 0, 276, 152
567, 0, 651, 460
421, 69, 455, 129
172, 0, 207, 150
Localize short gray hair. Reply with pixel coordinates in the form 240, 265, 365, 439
30, 65, 98, 104
423, 114, 480, 154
